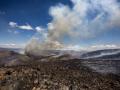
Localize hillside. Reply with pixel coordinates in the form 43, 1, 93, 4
0, 49, 120, 90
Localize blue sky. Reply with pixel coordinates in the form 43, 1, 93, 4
0, 0, 72, 48
0, 0, 120, 50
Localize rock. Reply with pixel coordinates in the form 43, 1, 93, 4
34, 79, 39, 84
60, 85, 69, 90
32, 87, 36, 90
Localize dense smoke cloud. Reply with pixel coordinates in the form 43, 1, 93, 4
26, 0, 120, 53
47, 0, 120, 40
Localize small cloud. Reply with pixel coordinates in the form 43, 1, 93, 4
9, 21, 33, 30
65, 45, 81, 51
9, 22, 17, 28
0, 43, 16, 48
18, 24, 33, 30
8, 29, 19, 34
0, 43, 25, 48
35, 26, 45, 32
90, 44, 118, 50
13, 31, 19, 34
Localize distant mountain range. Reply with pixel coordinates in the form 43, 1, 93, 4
0, 48, 30, 66
0, 47, 24, 54
1, 47, 120, 60
25, 48, 120, 60
80, 49, 120, 60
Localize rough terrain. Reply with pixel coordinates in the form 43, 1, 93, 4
0, 50, 120, 90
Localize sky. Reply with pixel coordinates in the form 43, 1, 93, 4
0, 0, 120, 50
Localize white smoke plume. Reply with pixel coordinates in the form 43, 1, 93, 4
26, 0, 120, 55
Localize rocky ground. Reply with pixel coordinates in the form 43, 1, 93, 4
0, 50, 120, 90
